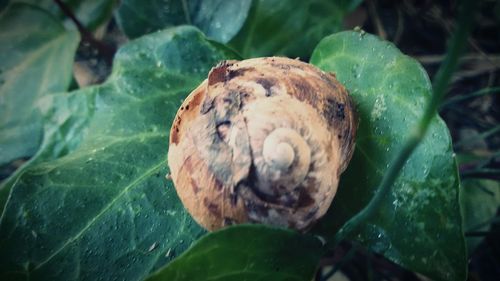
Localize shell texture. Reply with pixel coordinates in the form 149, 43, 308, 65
168, 57, 357, 231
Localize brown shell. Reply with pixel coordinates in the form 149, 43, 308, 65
168, 57, 357, 231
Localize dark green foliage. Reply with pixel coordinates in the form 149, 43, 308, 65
115, 0, 252, 42
0, 26, 236, 281
0, 3, 79, 166
229, 0, 363, 58
0, 1, 482, 281
147, 225, 324, 281
310, 31, 466, 281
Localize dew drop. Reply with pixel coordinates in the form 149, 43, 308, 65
165, 248, 172, 258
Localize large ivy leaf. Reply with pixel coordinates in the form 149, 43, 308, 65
115, 0, 252, 42
310, 31, 466, 281
0, 26, 237, 281
2, 0, 117, 30
146, 225, 324, 281
0, 3, 79, 166
229, 0, 363, 59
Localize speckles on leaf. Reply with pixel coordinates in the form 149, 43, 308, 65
310, 31, 464, 281
351, 63, 361, 79
370, 95, 386, 121
165, 248, 172, 258
148, 242, 158, 252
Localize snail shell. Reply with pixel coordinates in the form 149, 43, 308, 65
168, 57, 357, 231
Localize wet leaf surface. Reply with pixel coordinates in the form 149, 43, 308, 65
0, 26, 236, 281
310, 30, 466, 281
229, 0, 363, 58
115, 0, 251, 42
2, 0, 116, 30
0, 3, 79, 166
146, 225, 324, 281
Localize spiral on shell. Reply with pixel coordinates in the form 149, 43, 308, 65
168, 57, 357, 231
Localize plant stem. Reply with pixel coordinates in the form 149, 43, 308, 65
440, 86, 500, 109
461, 168, 500, 181
334, 0, 478, 243
465, 231, 500, 237
319, 245, 357, 281
52, 0, 115, 63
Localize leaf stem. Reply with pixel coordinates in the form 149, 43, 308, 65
319, 245, 357, 281
465, 231, 500, 237
440, 86, 500, 109
52, 0, 115, 62
334, 0, 478, 243
461, 168, 500, 181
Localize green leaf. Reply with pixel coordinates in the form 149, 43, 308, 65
0, 86, 97, 209
146, 225, 324, 281
229, 0, 363, 59
460, 177, 500, 253
59, 0, 117, 31
310, 31, 466, 281
0, 26, 237, 280
115, 0, 252, 42
0, 3, 79, 166
2, 0, 117, 30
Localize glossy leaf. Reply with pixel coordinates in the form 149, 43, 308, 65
0, 26, 237, 280
229, 0, 363, 58
58, 0, 117, 30
115, 0, 252, 42
2, 0, 117, 30
146, 225, 324, 281
310, 31, 466, 281
0, 84, 99, 208
0, 3, 79, 166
